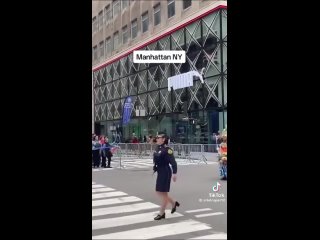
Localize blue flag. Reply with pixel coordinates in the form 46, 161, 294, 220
122, 96, 133, 125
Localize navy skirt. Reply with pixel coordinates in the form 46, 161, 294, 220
156, 166, 172, 192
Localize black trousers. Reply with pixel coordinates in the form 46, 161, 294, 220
92, 150, 100, 167
101, 156, 106, 167
107, 156, 111, 167
101, 155, 111, 167
101, 152, 112, 167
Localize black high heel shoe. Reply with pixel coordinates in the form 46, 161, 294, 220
154, 213, 165, 220
171, 201, 180, 214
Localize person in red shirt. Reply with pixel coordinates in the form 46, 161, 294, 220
131, 133, 139, 143
218, 130, 227, 180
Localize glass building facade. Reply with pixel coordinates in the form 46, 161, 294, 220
93, 9, 227, 144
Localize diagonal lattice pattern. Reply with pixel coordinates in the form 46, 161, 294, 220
93, 9, 227, 123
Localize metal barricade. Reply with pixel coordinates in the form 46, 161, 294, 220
189, 144, 205, 163
202, 144, 219, 162
100, 143, 217, 168
168, 143, 207, 164
126, 143, 141, 157
138, 143, 153, 158
109, 144, 125, 169
116, 143, 127, 156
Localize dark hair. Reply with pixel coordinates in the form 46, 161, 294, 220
157, 132, 169, 145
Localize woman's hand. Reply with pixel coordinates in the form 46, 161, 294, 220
172, 174, 177, 182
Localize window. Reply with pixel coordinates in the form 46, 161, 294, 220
104, 7, 107, 24
122, 0, 129, 9
106, 37, 112, 56
98, 11, 103, 30
122, 25, 129, 44
214, 52, 218, 65
154, 4, 161, 26
113, 0, 120, 18
168, 0, 175, 18
131, 19, 138, 39
141, 12, 149, 33
105, 5, 112, 24
92, 17, 97, 34
93, 45, 98, 60
114, 32, 119, 50
183, 0, 192, 9
99, 41, 104, 58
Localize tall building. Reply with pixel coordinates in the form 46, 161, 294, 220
92, 0, 227, 144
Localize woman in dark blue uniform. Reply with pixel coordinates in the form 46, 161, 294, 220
92, 135, 101, 168
153, 133, 180, 220
100, 136, 113, 168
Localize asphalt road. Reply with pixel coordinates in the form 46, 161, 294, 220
92, 159, 227, 239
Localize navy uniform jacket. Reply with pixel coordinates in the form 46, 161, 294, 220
100, 142, 113, 158
153, 144, 177, 174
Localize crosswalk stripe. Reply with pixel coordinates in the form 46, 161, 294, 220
92, 211, 183, 230
93, 168, 114, 171
92, 219, 211, 239
92, 162, 215, 170
112, 160, 152, 165
101, 159, 216, 170
113, 159, 213, 165
188, 233, 227, 239
92, 187, 115, 193
118, 166, 140, 170
113, 159, 151, 163
179, 163, 199, 165
195, 212, 224, 218
120, 166, 150, 170
92, 191, 127, 199
92, 184, 106, 188
92, 196, 143, 207
185, 208, 212, 213
120, 164, 150, 168
92, 202, 159, 217
125, 162, 153, 167
112, 162, 215, 169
